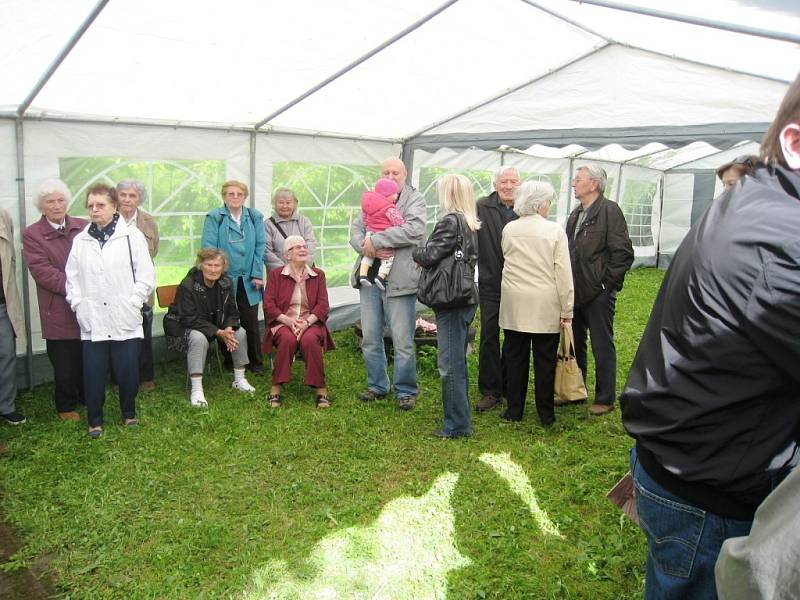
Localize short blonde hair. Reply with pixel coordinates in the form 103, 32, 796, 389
221, 180, 249, 199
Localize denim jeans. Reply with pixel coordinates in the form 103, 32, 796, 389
359, 287, 417, 397
630, 445, 753, 600
435, 305, 476, 436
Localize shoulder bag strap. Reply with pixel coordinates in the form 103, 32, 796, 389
126, 235, 136, 284
270, 216, 288, 239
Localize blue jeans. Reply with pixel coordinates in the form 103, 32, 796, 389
435, 305, 476, 436
630, 446, 752, 600
359, 288, 417, 397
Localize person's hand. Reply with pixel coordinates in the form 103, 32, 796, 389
295, 318, 312, 340
560, 317, 572, 326
216, 327, 239, 352
279, 315, 303, 337
361, 237, 377, 258
251, 278, 264, 290
375, 248, 394, 260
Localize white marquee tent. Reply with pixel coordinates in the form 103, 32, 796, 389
1, 0, 798, 385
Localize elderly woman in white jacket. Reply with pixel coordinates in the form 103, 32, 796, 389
66, 183, 155, 438
499, 180, 573, 427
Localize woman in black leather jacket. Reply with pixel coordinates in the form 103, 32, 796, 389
164, 248, 255, 407
412, 174, 480, 438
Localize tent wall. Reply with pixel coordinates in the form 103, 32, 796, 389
8, 117, 398, 386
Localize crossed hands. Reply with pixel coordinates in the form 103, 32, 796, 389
279, 314, 314, 340
215, 326, 240, 352
361, 237, 394, 260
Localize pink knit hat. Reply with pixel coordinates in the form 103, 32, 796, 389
374, 178, 399, 198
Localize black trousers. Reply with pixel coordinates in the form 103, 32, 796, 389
573, 289, 618, 406
235, 278, 262, 368
478, 294, 507, 398
46, 339, 83, 412
503, 329, 559, 425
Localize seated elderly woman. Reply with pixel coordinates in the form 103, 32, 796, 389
262, 235, 334, 408
499, 180, 574, 427
264, 187, 317, 272
164, 248, 256, 407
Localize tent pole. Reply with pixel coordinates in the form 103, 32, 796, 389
249, 131, 257, 210
519, 0, 610, 42
564, 0, 800, 44
254, 0, 460, 129
14, 119, 34, 390
16, 0, 110, 116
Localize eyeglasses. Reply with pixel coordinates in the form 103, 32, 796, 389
224, 191, 245, 198
288, 244, 307, 251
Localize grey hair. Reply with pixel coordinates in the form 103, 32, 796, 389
272, 187, 297, 208
35, 178, 72, 210
493, 166, 520, 185
514, 181, 554, 217
283, 234, 306, 259
576, 164, 607, 194
116, 179, 148, 203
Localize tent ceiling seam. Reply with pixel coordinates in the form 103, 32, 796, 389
253, 0, 460, 130
402, 41, 610, 141
518, 0, 613, 44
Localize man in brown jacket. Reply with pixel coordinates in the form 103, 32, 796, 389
565, 165, 633, 416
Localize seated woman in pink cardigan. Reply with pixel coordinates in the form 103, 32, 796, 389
262, 235, 335, 408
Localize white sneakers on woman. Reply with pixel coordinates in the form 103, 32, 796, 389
189, 369, 254, 408
190, 388, 208, 407
231, 379, 256, 393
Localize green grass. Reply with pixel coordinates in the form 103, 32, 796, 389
0, 268, 665, 599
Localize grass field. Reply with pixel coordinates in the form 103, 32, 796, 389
0, 268, 664, 599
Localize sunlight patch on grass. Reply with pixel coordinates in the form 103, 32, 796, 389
242, 472, 470, 599
479, 452, 563, 538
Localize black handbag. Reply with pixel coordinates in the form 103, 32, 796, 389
416, 214, 477, 310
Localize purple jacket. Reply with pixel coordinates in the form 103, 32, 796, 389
22, 215, 87, 340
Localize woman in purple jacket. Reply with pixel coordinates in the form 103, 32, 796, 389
22, 179, 87, 420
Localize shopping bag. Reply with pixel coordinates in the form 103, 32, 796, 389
554, 323, 588, 402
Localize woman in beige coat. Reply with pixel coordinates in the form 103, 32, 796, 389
499, 181, 573, 426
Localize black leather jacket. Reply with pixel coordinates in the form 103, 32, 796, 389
476, 192, 518, 299
565, 196, 634, 307
163, 267, 239, 339
621, 164, 800, 520
412, 212, 478, 304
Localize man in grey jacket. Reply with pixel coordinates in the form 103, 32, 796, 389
350, 158, 426, 410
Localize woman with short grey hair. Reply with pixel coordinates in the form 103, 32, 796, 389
263, 188, 317, 272
116, 178, 160, 392
498, 180, 574, 427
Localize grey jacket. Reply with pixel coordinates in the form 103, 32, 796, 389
263, 210, 317, 271
350, 184, 426, 297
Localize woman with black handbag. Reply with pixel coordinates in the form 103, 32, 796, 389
413, 174, 480, 438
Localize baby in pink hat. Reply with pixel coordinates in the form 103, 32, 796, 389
358, 178, 405, 291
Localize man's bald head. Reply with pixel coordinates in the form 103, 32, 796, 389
381, 158, 408, 190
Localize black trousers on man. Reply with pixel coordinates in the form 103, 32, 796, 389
478, 294, 507, 399
235, 277, 262, 369
573, 289, 617, 406
46, 339, 83, 412
503, 329, 559, 426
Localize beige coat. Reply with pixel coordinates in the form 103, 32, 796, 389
0, 208, 26, 343
499, 214, 573, 334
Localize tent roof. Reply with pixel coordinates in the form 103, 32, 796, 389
1, 0, 798, 143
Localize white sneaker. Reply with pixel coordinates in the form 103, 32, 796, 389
190, 389, 208, 407
232, 379, 256, 393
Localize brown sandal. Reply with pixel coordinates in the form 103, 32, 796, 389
268, 393, 281, 408
315, 395, 331, 409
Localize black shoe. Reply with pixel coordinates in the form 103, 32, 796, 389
358, 389, 386, 402
1, 411, 26, 425
500, 411, 521, 422
249, 364, 265, 375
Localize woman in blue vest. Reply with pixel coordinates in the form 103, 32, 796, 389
201, 180, 266, 374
